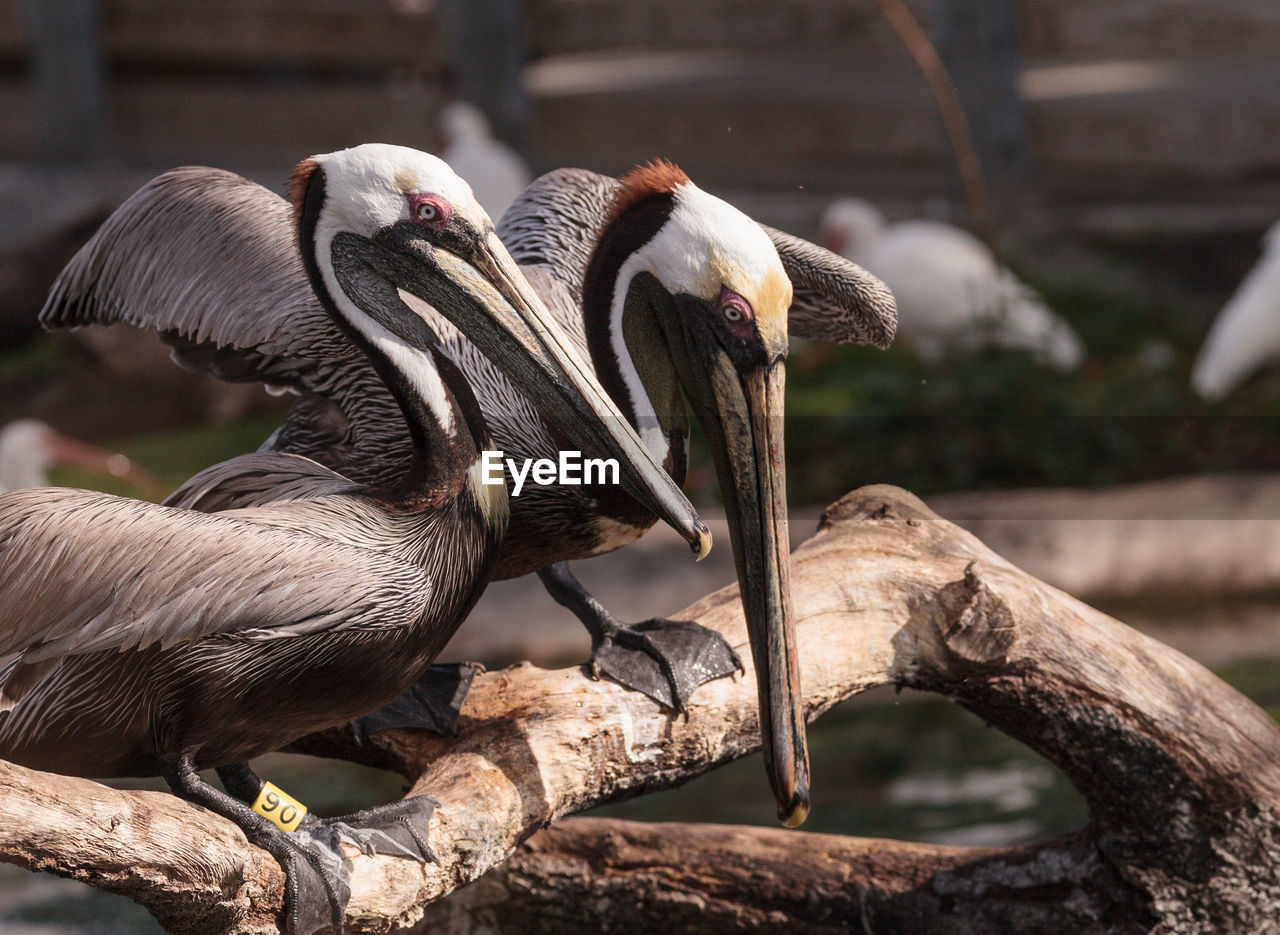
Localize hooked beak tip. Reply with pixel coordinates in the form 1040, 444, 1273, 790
778, 791, 810, 828
690, 522, 713, 562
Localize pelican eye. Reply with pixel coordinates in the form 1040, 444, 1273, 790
408, 193, 452, 226
718, 290, 754, 327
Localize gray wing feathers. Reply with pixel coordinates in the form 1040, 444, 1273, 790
762, 226, 898, 349
165, 451, 359, 512
39, 166, 352, 387
0, 488, 429, 666
497, 167, 619, 304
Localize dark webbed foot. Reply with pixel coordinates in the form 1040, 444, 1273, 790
590, 616, 742, 712
538, 562, 742, 713
269, 827, 351, 935
349, 662, 481, 742
172, 757, 349, 935
303, 796, 440, 864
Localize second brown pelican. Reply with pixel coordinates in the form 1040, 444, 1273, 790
7, 144, 706, 934
41, 161, 895, 828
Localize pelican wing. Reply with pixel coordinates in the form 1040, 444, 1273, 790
164, 450, 360, 511
39, 166, 352, 392
762, 226, 898, 349
497, 167, 617, 310
0, 487, 430, 669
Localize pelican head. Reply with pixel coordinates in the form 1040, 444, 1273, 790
439, 101, 492, 145
818, 198, 885, 261
292, 144, 709, 555
585, 161, 809, 827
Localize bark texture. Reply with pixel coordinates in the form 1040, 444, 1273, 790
2, 485, 1278, 934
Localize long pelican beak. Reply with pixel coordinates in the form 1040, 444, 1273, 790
658, 297, 809, 827
383, 230, 711, 558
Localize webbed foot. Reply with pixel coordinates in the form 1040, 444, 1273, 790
302, 795, 439, 864
349, 662, 481, 742
264, 828, 352, 935
590, 617, 742, 713
171, 755, 350, 935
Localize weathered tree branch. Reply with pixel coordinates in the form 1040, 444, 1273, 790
2, 485, 1279, 934
417, 818, 1115, 934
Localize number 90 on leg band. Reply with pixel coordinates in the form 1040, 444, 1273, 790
252, 781, 308, 832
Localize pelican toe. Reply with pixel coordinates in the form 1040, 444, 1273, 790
591, 617, 742, 713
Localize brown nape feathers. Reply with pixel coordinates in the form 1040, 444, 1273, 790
606, 159, 691, 226
287, 157, 322, 227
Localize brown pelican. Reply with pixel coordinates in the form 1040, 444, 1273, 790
41, 162, 896, 829
0, 419, 165, 498
8, 144, 707, 935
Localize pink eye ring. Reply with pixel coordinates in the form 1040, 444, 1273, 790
718, 289, 754, 326
408, 193, 451, 226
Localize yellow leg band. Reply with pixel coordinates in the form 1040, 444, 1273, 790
252, 781, 308, 832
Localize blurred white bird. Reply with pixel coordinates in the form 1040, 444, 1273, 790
1191, 221, 1280, 401
439, 101, 531, 221
820, 199, 1085, 370
0, 419, 165, 497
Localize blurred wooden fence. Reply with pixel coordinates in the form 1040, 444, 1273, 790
0, 0, 1276, 225
0, 1, 447, 167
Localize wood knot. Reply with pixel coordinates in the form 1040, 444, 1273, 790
936, 561, 1017, 665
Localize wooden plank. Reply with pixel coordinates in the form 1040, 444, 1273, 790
1023, 0, 1280, 60
524, 0, 910, 59
1025, 58, 1280, 201
0, 0, 22, 61
0, 0, 1274, 221
107, 0, 443, 71
532, 88, 951, 193
0, 0, 443, 72
108, 76, 446, 169
0, 79, 35, 159
4, 0, 1280, 72
0, 76, 447, 167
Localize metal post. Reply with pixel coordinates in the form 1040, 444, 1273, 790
23, 0, 111, 165
929, 0, 1028, 184
440, 0, 530, 155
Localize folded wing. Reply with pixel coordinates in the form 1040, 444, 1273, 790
0, 487, 430, 676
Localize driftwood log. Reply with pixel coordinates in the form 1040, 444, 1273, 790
1, 484, 1279, 934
